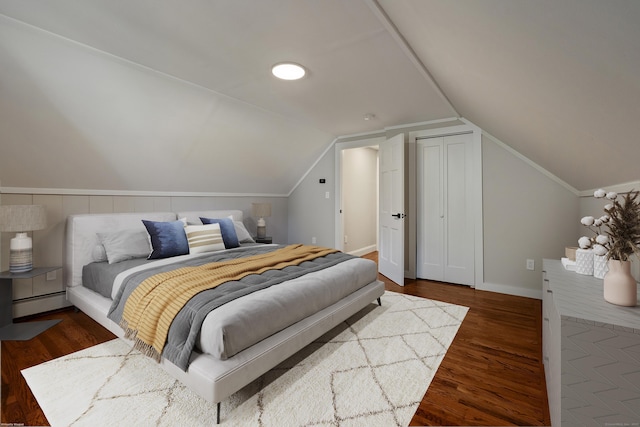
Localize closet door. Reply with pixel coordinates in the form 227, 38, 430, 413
417, 133, 474, 286
417, 139, 444, 281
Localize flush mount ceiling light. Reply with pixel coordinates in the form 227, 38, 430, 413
271, 62, 306, 80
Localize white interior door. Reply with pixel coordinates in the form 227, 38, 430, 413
417, 139, 444, 281
444, 134, 474, 285
417, 133, 474, 286
379, 134, 405, 285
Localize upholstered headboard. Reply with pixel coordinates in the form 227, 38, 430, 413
65, 212, 176, 288
177, 210, 243, 225
64, 210, 244, 289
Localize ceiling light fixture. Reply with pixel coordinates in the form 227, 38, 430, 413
364, 113, 376, 121
271, 62, 306, 80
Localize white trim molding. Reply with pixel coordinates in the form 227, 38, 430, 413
363, 0, 458, 118
579, 181, 640, 198
347, 244, 378, 258
287, 137, 339, 197
477, 281, 543, 300
383, 117, 461, 131
473, 123, 580, 197
0, 187, 287, 198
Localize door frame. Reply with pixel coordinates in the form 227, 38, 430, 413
334, 135, 386, 252
409, 123, 483, 288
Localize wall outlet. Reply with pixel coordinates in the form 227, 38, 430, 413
312, 237, 317, 244
526, 259, 535, 271
344, 235, 348, 244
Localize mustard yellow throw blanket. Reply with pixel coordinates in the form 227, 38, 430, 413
120, 244, 338, 361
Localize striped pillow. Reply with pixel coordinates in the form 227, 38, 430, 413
184, 223, 225, 254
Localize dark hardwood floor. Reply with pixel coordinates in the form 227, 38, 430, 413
362, 253, 550, 426
1, 309, 116, 426
2, 252, 550, 426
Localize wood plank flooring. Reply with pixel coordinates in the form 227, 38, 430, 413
361, 253, 551, 426
1, 308, 116, 426
2, 253, 550, 426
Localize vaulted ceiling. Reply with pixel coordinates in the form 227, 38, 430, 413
1, 0, 638, 194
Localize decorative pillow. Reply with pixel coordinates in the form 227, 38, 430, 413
97, 229, 151, 264
91, 244, 108, 262
233, 220, 255, 243
199, 217, 240, 249
142, 219, 189, 259
184, 223, 225, 254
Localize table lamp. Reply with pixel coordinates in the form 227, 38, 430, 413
252, 203, 272, 239
0, 205, 47, 273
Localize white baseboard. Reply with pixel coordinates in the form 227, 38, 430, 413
347, 244, 377, 257
476, 282, 542, 300
13, 292, 72, 318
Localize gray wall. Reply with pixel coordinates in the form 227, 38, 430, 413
342, 147, 378, 255
481, 134, 579, 296
0, 191, 288, 301
287, 148, 336, 247
0, 193, 289, 267
0, 14, 333, 195
2, 124, 583, 301
288, 129, 581, 298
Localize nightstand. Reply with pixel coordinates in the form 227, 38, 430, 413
254, 236, 273, 244
0, 267, 62, 341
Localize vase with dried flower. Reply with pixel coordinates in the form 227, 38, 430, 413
579, 189, 640, 306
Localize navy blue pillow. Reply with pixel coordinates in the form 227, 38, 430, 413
199, 217, 240, 249
142, 219, 189, 259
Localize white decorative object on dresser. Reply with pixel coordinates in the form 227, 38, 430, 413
574, 248, 594, 275
542, 259, 640, 426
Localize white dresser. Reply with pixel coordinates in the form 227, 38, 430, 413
542, 259, 640, 426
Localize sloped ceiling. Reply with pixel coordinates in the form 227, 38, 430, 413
380, 0, 640, 191
1, 0, 639, 194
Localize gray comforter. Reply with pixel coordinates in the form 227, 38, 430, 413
106, 245, 375, 371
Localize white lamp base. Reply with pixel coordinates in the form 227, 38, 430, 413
257, 217, 266, 239
10, 232, 33, 273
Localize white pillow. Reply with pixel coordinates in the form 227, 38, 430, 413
97, 229, 151, 264
91, 244, 108, 262
185, 223, 225, 254
233, 220, 255, 243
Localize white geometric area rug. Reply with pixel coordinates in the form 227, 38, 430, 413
22, 292, 468, 427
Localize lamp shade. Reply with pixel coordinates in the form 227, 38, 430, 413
252, 203, 272, 219
0, 205, 47, 232
0, 205, 47, 273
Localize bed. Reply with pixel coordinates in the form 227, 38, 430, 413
65, 210, 385, 423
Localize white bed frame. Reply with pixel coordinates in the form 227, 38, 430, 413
65, 210, 385, 423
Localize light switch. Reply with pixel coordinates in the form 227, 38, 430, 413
325, 191, 330, 199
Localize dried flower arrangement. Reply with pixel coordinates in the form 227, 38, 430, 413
579, 189, 640, 261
